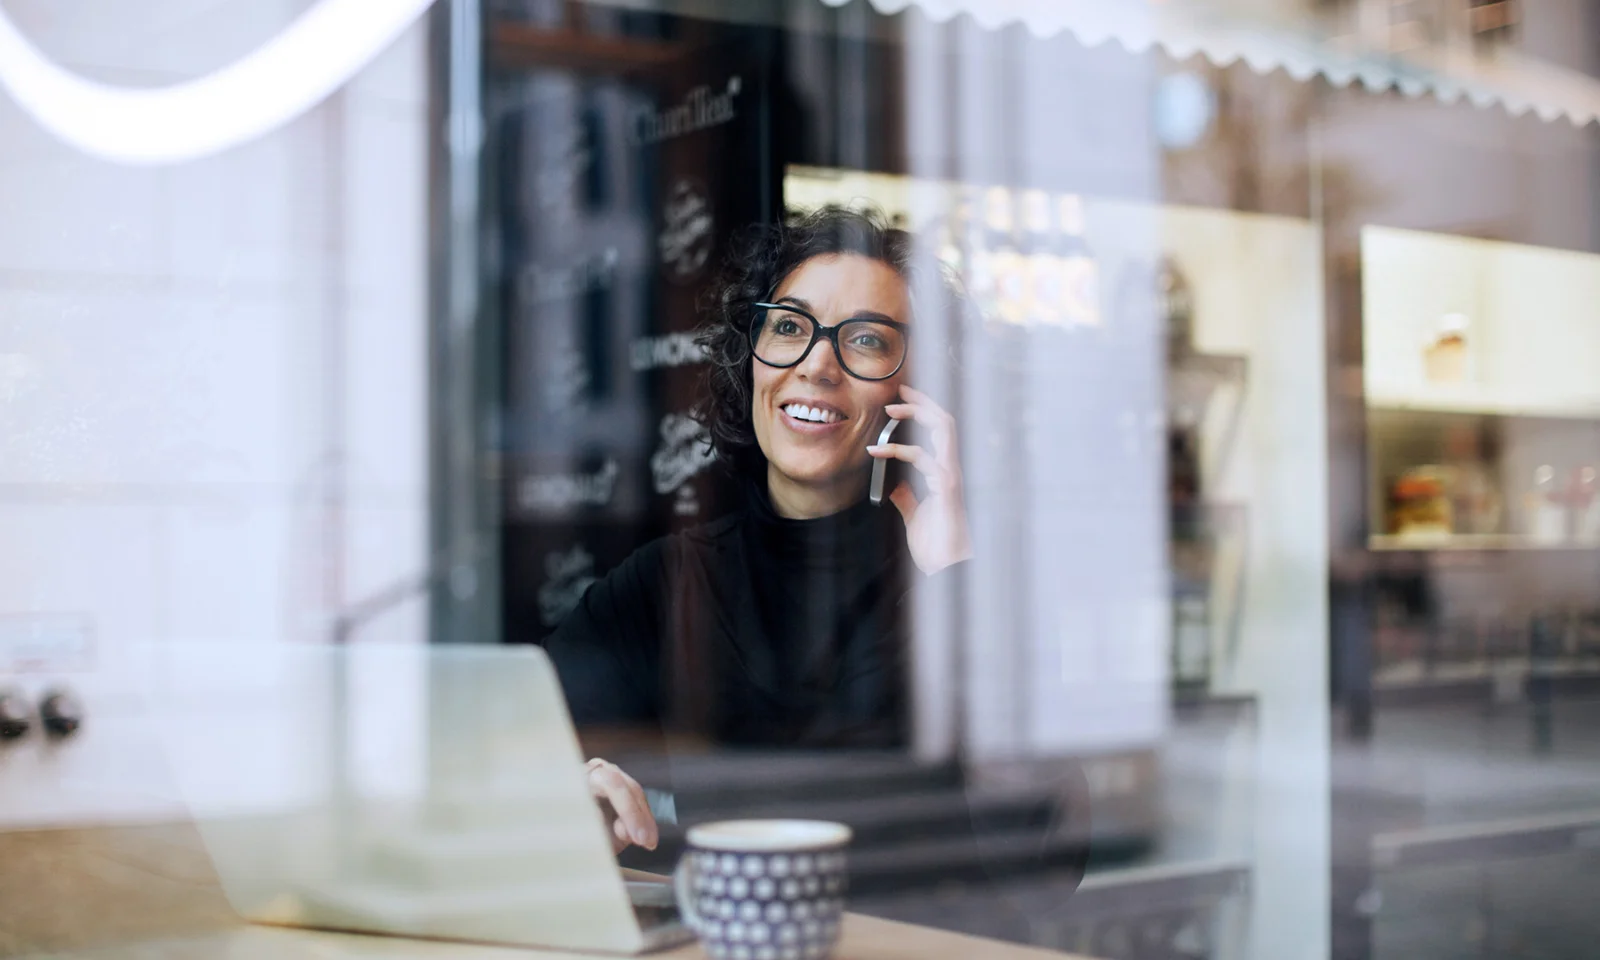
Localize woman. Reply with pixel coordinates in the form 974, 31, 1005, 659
545, 206, 972, 853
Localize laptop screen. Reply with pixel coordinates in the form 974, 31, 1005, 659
145, 642, 648, 953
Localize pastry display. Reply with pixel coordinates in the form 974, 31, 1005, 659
1388, 467, 1453, 540
1423, 312, 1471, 384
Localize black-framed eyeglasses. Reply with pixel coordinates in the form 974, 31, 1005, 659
749, 302, 909, 381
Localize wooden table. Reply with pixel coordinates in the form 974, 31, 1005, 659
38, 916, 1093, 959
2, 826, 1096, 959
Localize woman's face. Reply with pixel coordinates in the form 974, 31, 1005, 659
751, 253, 910, 514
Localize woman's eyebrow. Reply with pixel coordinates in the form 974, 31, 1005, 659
775, 297, 900, 325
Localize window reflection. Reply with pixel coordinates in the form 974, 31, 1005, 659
5, 1, 1600, 959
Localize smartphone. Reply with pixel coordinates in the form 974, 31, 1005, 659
869, 409, 929, 506
869, 417, 900, 506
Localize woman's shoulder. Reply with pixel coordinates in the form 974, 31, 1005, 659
619, 508, 746, 571
650, 511, 745, 571
678, 509, 746, 544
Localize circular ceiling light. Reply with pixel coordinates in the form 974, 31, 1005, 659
0, 0, 437, 166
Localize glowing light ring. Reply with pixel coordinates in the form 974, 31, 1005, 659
0, 0, 438, 165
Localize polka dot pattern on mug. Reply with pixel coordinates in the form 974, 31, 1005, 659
686, 842, 849, 960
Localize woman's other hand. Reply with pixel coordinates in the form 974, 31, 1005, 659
586, 757, 659, 854
868, 384, 974, 575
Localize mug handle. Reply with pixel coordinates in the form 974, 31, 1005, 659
673, 853, 702, 933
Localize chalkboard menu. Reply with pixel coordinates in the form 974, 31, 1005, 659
490, 24, 778, 644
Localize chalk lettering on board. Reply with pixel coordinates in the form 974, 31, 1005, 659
630, 332, 709, 372
629, 77, 742, 146
538, 545, 598, 626
518, 459, 619, 515
651, 414, 716, 497
659, 177, 714, 282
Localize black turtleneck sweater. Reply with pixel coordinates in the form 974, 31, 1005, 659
542, 479, 916, 748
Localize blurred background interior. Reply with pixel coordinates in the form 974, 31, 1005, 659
2, 0, 1600, 958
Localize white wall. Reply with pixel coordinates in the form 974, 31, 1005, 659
0, 2, 431, 827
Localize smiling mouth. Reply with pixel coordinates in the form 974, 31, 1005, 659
781, 403, 847, 424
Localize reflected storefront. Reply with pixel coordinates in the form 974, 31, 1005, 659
454, 2, 1600, 959
0, 0, 1597, 958
1323, 75, 1600, 959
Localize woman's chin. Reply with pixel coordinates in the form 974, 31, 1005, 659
770, 457, 866, 493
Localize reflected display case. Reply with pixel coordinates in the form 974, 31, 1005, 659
1361, 226, 1600, 704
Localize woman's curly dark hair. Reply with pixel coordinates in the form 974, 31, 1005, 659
694, 204, 960, 475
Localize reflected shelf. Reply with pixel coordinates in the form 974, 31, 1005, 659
1376, 660, 1600, 686
1366, 390, 1600, 421
1369, 534, 1600, 552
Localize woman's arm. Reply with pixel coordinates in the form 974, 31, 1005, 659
541, 538, 672, 727
542, 540, 678, 853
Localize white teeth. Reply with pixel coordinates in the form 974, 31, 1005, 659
784, 404, 841, 424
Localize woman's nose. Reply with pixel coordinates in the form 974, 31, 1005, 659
797, 331, 844, 383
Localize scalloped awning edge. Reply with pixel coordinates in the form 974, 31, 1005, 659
818, 0, 1600, 127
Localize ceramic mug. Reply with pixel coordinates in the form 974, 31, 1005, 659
674, 819, 852, 960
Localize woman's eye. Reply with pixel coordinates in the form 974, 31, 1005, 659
774, 319, 804, 336
851, 333, 885, 350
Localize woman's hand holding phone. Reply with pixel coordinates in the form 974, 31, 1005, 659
867, 384, 973, 575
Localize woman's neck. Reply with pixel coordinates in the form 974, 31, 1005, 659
766, 464, 868, 519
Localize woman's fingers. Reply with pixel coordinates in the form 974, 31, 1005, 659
883, 404, 955, 466
888, 480, 919, 524
898, 384, 954, 425
592, 765, 656, 850
587, 758, 658, 851
870, 438, 940, 492
884, 399, 954, 440
867, 441, 940, 485
888, 386, 960, 464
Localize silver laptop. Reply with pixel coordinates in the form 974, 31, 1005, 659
143, 641, 690, 954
